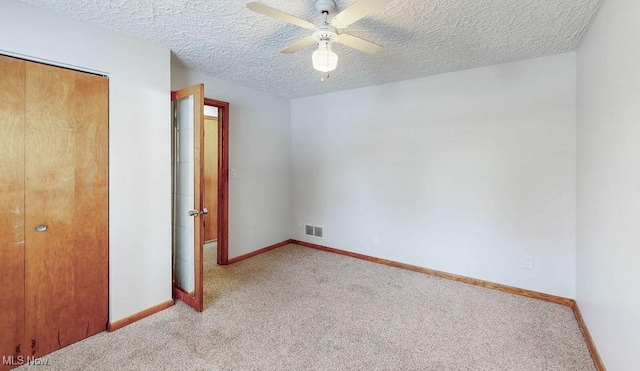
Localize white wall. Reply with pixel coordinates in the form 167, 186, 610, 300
172, 67, 292, 259
292, 53, 577, 298
0, 1, 172, 322
576, 0, 640, 369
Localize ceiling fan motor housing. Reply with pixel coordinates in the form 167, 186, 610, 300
312, 25, 339, 42
315, 0, 336, 14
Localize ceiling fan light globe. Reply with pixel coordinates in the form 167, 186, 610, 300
312, 49, 338, 72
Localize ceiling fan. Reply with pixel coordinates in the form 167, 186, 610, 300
247, 0, 392, 76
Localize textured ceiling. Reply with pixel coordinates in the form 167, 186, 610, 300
20, 0, 602, 98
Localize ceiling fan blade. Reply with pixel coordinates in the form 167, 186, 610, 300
281, 36, 317, 54
336, 33, 383, 54
331, 0, 393, 28
246, 2, 316, 30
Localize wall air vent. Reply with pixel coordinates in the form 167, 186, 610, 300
304, 224, 324, 239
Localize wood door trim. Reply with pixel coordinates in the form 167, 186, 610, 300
203, 116, 218, 242
203, 98, 230, 266
204, 97, 228, 107
107, 299, 175, 332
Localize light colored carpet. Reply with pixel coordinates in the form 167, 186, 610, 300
20, 243, 595, 370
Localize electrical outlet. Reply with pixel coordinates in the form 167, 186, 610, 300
524, 256, 534, 270
373, 235, 380, 245
297, 220, 303, 229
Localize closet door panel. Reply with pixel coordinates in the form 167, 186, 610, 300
24, 62, 108, 357
0, 56, 26, 362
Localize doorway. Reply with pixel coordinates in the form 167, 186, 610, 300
204, 98, 229, 266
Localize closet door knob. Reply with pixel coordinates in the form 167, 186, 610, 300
36, 224, 48, 232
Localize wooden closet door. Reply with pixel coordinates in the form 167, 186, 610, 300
0, 56, 26, 363
24, 62, 108, 357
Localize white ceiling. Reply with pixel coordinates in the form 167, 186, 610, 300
21, 0, 602, 98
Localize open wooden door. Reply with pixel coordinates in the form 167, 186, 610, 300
171, 84, 204, 312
